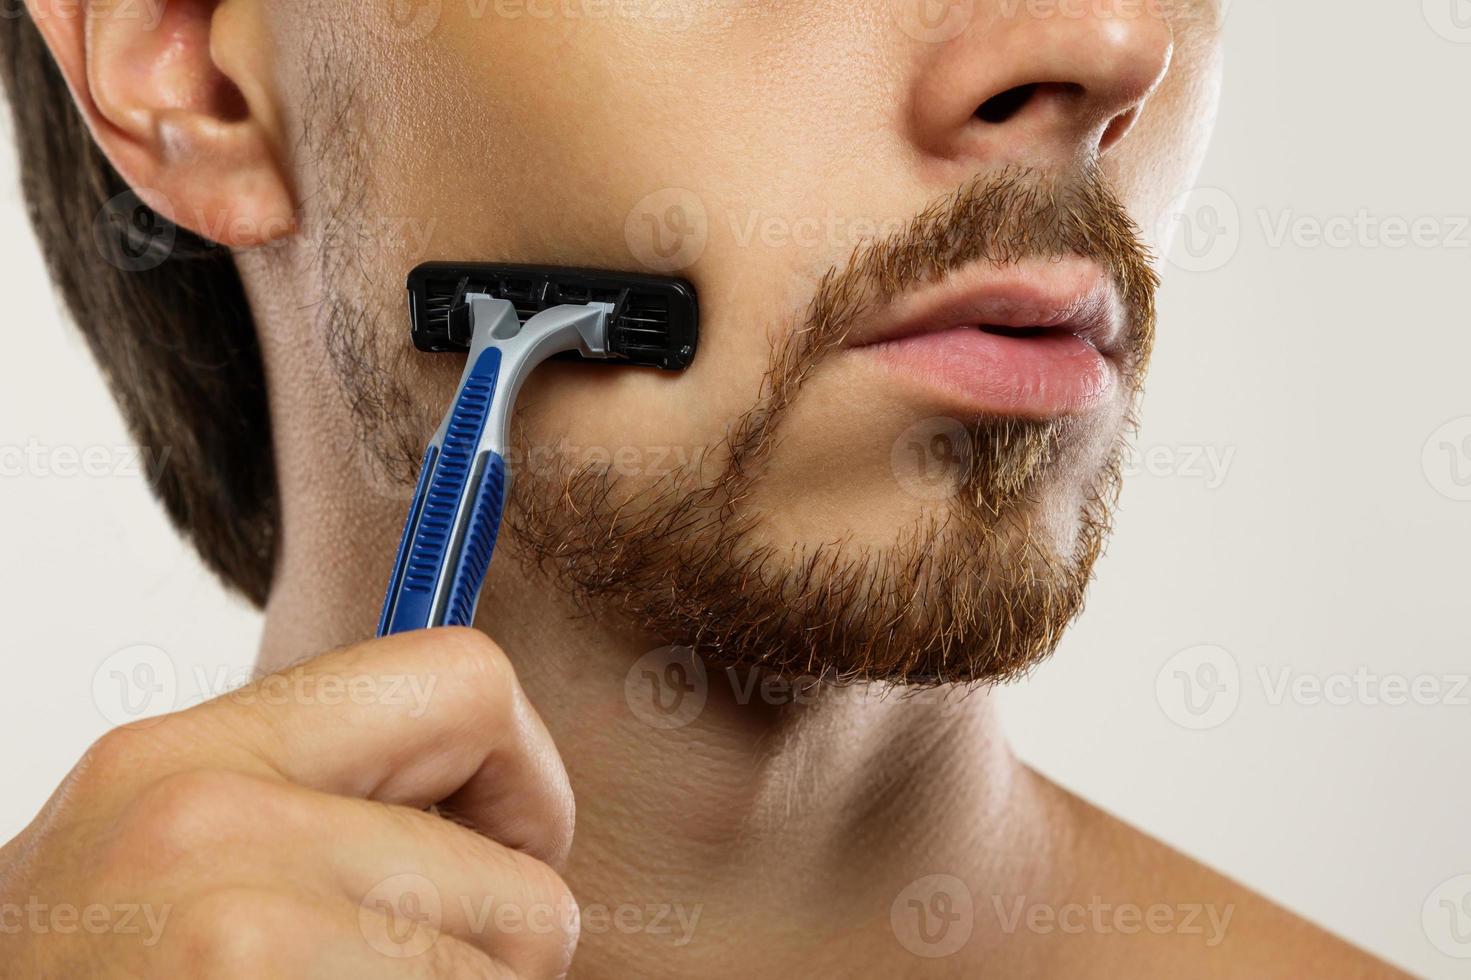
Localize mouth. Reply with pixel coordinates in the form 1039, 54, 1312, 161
845, 256, 1127, 419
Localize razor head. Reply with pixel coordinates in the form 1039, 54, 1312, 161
407, 262, 698, 371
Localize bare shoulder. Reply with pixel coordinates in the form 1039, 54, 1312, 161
968, 770, 1409, 979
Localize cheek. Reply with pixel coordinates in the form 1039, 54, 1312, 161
323, 7, 920, 474
329, 0, 918, 281
343, 7, 809, 269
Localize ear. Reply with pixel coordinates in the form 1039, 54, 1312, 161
24, 0, 295, 248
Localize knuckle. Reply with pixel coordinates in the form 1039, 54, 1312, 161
75, 713, 213, 801
433, 626, 511, 678
113, 769, 251, 861
76, 724, 165, 793
430, 628, 519, 716
178, 888, 297, 978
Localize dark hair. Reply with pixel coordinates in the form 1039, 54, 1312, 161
0, 8, 277, 606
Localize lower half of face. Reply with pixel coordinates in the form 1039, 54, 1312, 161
285, 0, 1222, 683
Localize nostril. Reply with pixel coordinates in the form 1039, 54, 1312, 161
975, 83, 1040, 124
1098, 106, 1141, 154
974, 81, 1088, 125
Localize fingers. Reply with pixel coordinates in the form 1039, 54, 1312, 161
136, 627, 574, 868
350, 851, 576, 980
101, 767, 579, 978
164, 886, 518, 979
28, 628, 581, 979
277, 779, 581, 978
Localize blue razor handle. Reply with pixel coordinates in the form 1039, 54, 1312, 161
377, 296, 615, 636
376, 347, 508, 634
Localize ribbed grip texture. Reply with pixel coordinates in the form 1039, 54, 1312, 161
442, 452, 506, 629
376, 445, 439, 636
377, 348, 503, 635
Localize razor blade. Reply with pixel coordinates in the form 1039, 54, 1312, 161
377, 263, 699, 636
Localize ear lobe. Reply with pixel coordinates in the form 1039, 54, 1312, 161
24, 0, 295, 248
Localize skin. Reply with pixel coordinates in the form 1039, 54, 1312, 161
7, 0, 1405, 976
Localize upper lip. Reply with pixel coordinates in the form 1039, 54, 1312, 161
844, 256, 1125, 356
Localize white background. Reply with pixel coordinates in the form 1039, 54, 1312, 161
2, 2, 1469, 976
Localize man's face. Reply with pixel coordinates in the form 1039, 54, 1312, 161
284, 0, 1223, 682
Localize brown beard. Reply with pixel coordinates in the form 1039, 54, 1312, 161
503, 165, 1159, 685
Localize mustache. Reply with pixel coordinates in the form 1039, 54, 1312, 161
727, 164, 1159, 474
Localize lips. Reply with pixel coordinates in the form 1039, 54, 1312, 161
844, 256, 1127, 419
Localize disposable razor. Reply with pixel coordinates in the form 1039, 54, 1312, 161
377, 263, 699, 636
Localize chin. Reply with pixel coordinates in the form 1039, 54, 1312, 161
506, 405, 1128, 687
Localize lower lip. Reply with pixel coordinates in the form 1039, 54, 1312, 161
855, 327, 1116, 418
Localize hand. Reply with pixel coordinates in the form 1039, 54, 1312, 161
0, 628, 578, 978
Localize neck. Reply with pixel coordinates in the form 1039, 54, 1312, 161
259, 486, 1053, 976
477, 574, 1038, 977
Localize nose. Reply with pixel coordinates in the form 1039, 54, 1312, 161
908, 4, 1175, 169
